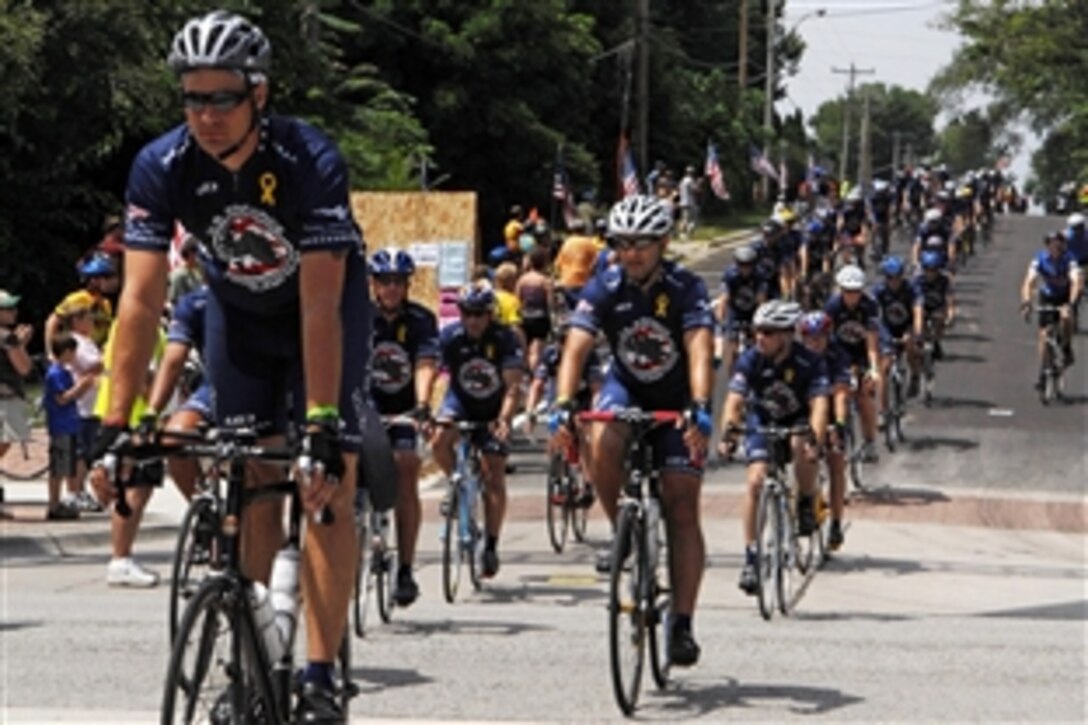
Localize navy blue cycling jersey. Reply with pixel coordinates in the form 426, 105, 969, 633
825, 292, 879, 358
872, 280, 919, 335
534, 342, 602, 405
802, 223, 834, 265
720, 265, 767, 320
125, 116, 362, 316
439, 321, 523, 418
371, 302, 439, 415
751, 237, 791, 297
166, 286, 208, 351
868, 191, 894, 223
1030, 250, 1080, 299
822, 342, 853, 388
839, 200, 867, 234
728, 341, 829, 423
571, 259, 713, 411
912, 272, 953, 314
1063, 228, 1088, 264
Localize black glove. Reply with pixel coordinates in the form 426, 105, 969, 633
411, 404, 433, 426
302, 422, 345, 482
89, 422, 126, 466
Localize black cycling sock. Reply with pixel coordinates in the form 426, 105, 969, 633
302, 661, 335, 689
672, 613, 692, 633
744, 543, 757, 564
486, 535, 498, 552
398, 563, 412, 577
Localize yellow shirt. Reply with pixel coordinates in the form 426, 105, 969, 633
55, 290, 113, 347
556, 235, 604, 288
94, 320, 167, 426
495, 290, 522, 326
503, 220, 523, 247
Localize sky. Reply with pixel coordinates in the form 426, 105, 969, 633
779, 0, 1036, 181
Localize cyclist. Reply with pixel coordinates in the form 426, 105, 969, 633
549, 194, 713, 667
913, 250, 957, 363
798, 311, 849, 550
719, 300, 829, 592
752, 217, 791, 300
836, 187, 870, 269
516, 247, 553, 376
45, 253, 120, 353
867, 179, 895, 259
431, 283, 523, 579
1020, 232, 1081, 388
912, 208, 955, 273
799, 208, 837, 308
368, 248, 439, 607
1064, 214, 1088, 324
713, 246, 768, 373
873, 256, 923, 402
87, 11, 371, 719
825, 265, 881, 463
776, 207, 802, 299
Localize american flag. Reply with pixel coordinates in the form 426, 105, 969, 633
705, 142, 730, 200
749, 144, 781, 184
552, 148, 580, 229
617, 135, 641, 198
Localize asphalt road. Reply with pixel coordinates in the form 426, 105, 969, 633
1, 213, 1085, 722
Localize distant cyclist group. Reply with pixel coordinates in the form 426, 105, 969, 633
6, 8, 1075, 724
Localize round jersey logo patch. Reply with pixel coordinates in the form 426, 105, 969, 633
617, 317, 679, 383
457, 358, 501, 399
209, 205, 298, 292
372, 341, 412, 395
732, 284, 757, 312
883, 301, 910, 328
835, 318, 868, 346
761, 380, 802, 421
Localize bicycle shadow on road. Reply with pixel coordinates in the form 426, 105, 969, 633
477, 572, 607, 608
926, 396, 995, 410
386, 617, 552, 640
903, 435, 980, 452
649, 677, 864, 719
848, 485, 952, 507
348, 665, 433, 695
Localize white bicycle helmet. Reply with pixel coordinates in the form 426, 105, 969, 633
836, 264, 866, 291
1067, 212, 1085, 228
607, 195, 673, 239
753, 300, 802, 330
924, 208, 943, 224
168, 10, 271, 79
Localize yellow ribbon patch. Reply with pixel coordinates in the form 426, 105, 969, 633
654, 293, 669, 318
259, 172, 278, 206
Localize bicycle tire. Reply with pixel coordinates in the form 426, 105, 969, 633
570, 479, 589, 544
353, 499, 373, 637
1041, 343, 1056, 405
646, 545, 671, 691
923, 349, 935, 407
375, 547, 393, 624
608, 505, 644, 715
338, 629, 355, 714
754, 483, 778, 621
441, 483, 462, 604
545, 453, 568, 554
465, 480, 483, 592
846, 412, 865, 492
0, 432, 49, 481
169, 495, 218, 645
776, 493, 797, 616
162, 576, 277, 725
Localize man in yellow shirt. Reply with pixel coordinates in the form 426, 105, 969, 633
503, 205, 524, 255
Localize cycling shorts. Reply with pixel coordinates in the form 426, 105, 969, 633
178, 382, 213, 421
435, 390, 507, 457
743, 411, 804, 464
521, 316, 551, 343
385, 422, 418, 452
595, 374, 702, 476
879, 324, 911, 356
203, 253, 371, 452
1038, 292, 1070, 328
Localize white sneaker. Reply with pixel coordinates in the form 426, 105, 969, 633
71, 491, 104, 513
106, 557, 160, 588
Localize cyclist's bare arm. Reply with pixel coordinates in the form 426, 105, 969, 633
300, 249, 348, 414
866, 329, 880, 372
555, 327, 595, 402
719, 391, 745, 434
913, 304, 924, 337
1070, 268, 1083, 303
106, 250, 169, 424
713, 292, 728, 324
414, 357, 438, 412
1020, 266, 1037, 304
147, 340, 191, 413
499, 367, 522, 427
684, 327, 713, 403
524, 377, 546, 416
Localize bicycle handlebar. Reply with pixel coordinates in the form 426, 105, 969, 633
577, 410, 684, 425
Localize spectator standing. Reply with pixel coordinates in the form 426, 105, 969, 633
43, 334, 95, 520
678, 166, 700, 239
167, 235, 204, 306
0, 290, 34, 487
63, 300, 104, 512
45, 253, 120, 352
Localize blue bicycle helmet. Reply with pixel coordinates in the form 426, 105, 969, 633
806, 220, 824, 236
369, 248, 415, 276
458, 283, 495, 313
920, 250, 942, 270
799, 311, 832, 337
78, 253, 116, 278
880, 256, 905, 277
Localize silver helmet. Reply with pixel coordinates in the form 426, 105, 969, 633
168, 11, 271, 80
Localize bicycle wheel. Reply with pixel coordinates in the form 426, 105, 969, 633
776, 494, 797, 616
646, 547, 671, 691
375, 545, 393, 624
169, 495, 219, 645
162, 577, 277, 725
846, 413, 865, 492
545, 453, 568, 554
1040, 344, 1056, 405
570, 472, 589, 545
754, 484, 778, 621
466, 479, 484, 592
338, 629, 356, 714
923, 349, 935, 407
441, 483, 462, 604
0, 429, 49, 481
884, 374, 903, 452
608, 505, 645, 715
353, 499, 373, 636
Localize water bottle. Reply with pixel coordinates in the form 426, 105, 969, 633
269, 545, 300, 653
250, 582, 285, 663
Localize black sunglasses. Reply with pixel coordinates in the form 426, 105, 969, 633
374, 275, 408, 286
182, 90, 249, 113
460, 308, 489, 318
611, 236, 660, 251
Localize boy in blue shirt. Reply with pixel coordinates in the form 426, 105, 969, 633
44, 333, 95, 520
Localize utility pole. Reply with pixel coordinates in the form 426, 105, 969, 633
858, 89, 872, 188
636, 0, 650, 175
832, 62, 875, 185
761, 0, 777, 202
892, 130, 901, 176
738, 0, 749, 90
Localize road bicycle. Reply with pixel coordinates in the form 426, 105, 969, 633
883, 341, 909, 452
545, 432, 590, 554
168, 458, 221, 644
580, 408, 682, 716
440, 420, 490, 603
842, 371, 869, 493
732, 423, 821, 620
0, 425, 48, 482
920, 316, 940, 407
104, 427, 356, 724
1031, 305, 1069, 405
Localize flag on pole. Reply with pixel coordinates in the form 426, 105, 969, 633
749, 144, 780, 184
617, 135, 641, 198
552, 147, 579, 229
704, 142, 730, 200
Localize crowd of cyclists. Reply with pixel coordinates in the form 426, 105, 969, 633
1, 9, 1084, 723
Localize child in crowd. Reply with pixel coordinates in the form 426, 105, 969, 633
43, 333, 95, 520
